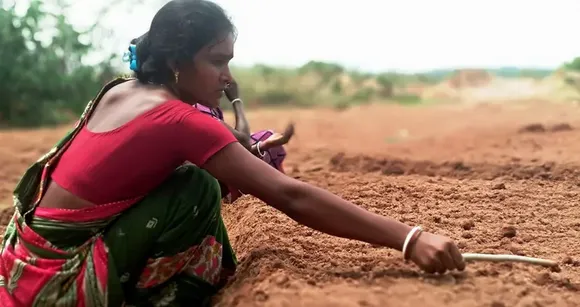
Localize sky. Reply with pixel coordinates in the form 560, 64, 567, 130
17, 0, 580, 73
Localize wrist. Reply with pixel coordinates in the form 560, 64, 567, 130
402, 226, 423, 261
230, 97, 242, 104
377, 218, 414, 251
254, 141, 266, 157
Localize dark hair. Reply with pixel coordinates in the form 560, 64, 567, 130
130, 0, 235, 84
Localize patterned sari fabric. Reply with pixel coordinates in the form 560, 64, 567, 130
193, 103, 287, 203
0, 77, 237, 307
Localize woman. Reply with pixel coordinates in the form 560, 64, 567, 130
0, 0, 465, 306
190, 80, 294, 202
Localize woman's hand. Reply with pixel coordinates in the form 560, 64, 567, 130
260, 122, 295, 150
408, 232, 466, 274
224, 80, 239, 101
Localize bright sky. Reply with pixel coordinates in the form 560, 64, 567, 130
24, 0, 580, 72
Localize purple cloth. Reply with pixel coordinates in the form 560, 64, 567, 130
192, 104, 286, 171
249, 130, 286, 171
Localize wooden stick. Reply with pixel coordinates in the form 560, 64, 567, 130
462, 253, 559, 268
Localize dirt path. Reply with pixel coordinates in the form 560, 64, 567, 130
1, 101, 579, 306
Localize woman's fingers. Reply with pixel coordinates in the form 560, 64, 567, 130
447, 242, 466, 271
438, 249, 455, 273
409, 232, 465, 275
283, 122, 295, 136
280, 123, 295, 142
260, 122, 296, 150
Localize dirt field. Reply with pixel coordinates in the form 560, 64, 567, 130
1, 101, 580, 306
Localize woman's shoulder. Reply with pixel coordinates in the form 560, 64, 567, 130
96, 79, 223, 130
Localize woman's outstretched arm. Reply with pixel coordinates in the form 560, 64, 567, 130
202, 142, 466, 274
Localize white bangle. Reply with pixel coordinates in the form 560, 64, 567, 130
402, 226, 422, 261
231, 98, 242, 104
256, 141, 266, 157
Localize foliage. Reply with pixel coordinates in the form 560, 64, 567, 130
0, 0, 115, 127
222, 63, 557, 111
563, 57, 580, 72
222, 61, 402, 111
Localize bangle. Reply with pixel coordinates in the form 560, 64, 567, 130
231, 98, 242, 104
255, 141, 265, 157
402, 226, 423, 261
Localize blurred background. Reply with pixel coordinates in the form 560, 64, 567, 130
2, 3, 580, 305
1, 0, 580, 127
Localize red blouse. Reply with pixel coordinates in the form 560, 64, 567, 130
50, 99, 236, 205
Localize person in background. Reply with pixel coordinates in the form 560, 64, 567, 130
0, 0, 465, 306
192, 80, 294, 202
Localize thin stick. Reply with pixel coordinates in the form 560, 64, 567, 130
462, 253, 558, 268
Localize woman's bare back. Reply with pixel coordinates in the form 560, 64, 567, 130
39, 80, 176, 209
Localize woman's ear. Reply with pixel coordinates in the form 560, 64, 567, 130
166, 60, 177, 74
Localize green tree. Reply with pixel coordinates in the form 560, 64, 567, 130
564, 57, 580, 71
0, 0, 118, 127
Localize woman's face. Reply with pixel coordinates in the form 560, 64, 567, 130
176, 33, 234, 108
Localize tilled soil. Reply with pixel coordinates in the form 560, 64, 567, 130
1, 101, 579, 306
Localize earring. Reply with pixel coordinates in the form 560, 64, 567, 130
174, 71, 180, 83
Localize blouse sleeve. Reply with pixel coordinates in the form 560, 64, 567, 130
174, 109, 237, 166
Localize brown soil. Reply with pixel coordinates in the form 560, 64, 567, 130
1, 101, 580, 306
519, 123, 575, 134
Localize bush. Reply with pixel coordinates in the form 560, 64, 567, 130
0, 0, 115, 127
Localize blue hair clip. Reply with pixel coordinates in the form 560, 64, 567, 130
122, 44, 138, 71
